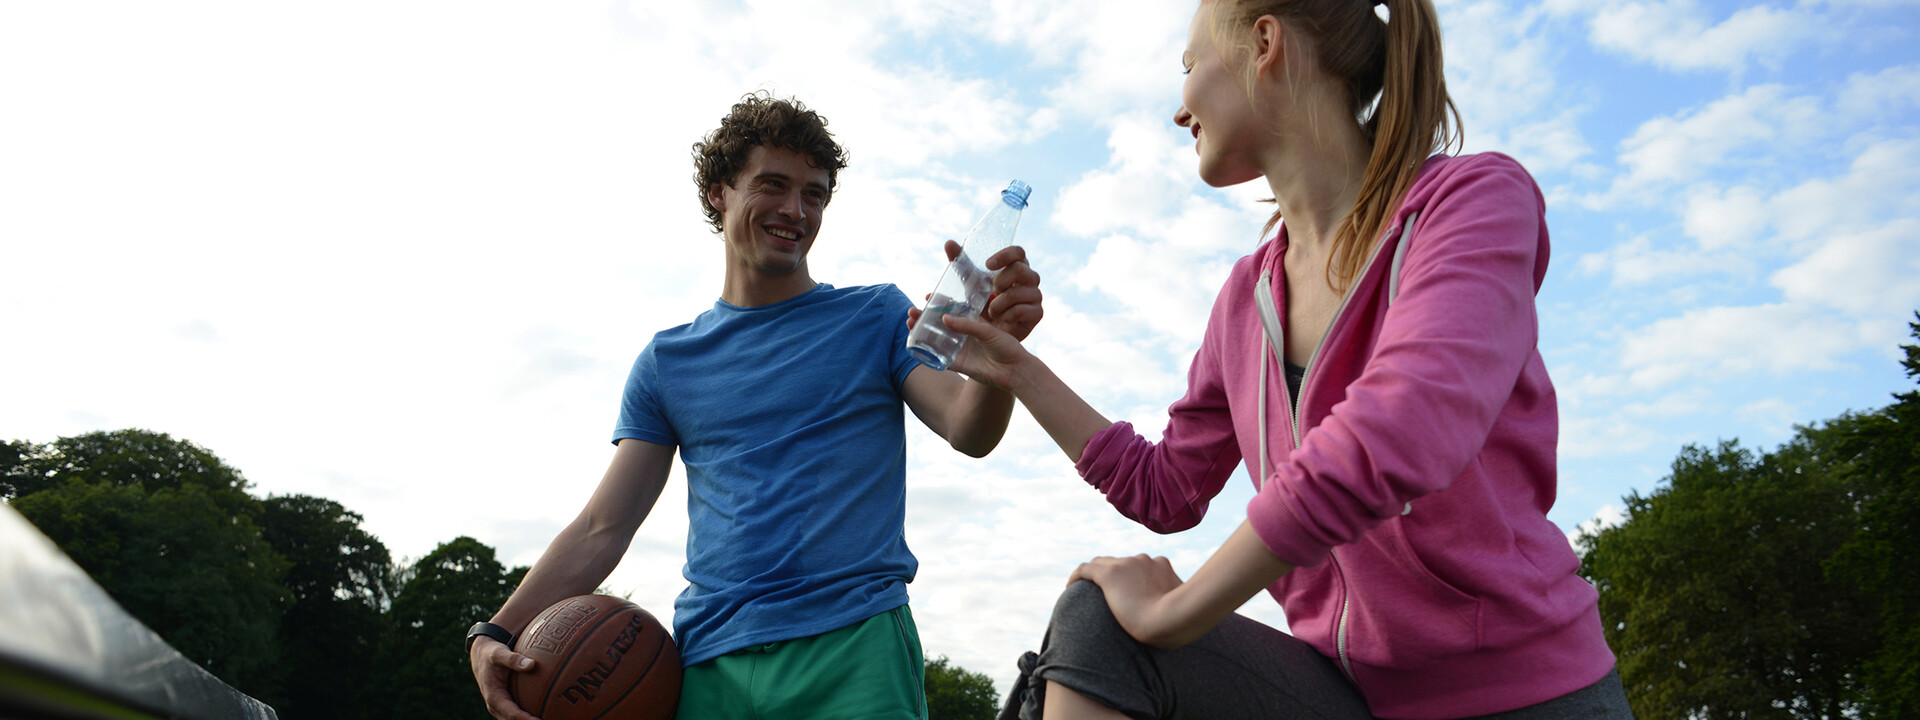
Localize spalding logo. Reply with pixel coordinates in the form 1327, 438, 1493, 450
525, 600, 599, 655
560, 614, 649, 704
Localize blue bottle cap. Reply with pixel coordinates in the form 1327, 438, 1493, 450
1001, 180, 1032, 209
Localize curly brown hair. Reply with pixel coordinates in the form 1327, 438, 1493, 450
692, 92, 850, 234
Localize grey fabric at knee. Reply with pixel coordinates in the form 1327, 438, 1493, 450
999, 580, 1370, 720
998, 582, 1634, 720
1463, 668, 1634, 720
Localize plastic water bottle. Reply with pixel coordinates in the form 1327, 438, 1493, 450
906, 180, 1033, 371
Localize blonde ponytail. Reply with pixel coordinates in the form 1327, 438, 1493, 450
1338, 0, 1461, 290
1218, 0, 1462, 291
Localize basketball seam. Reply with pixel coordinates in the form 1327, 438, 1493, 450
588, 621, 667, 720
532, 601, 630, 715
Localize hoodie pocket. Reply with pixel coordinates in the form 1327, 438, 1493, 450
1350, 517, 1484, 663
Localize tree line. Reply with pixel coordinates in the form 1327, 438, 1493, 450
1, 430, 1000, 719
1578, 313, 1920, 719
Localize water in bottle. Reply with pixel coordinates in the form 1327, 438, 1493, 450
906, 180, 1032, 371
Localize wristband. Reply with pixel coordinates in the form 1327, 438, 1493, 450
466, 621, 514, 652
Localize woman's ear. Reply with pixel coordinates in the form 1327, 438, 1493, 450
1250, 15, 1286, 79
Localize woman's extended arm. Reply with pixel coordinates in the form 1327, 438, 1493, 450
940, 300, 1290, 649
930, 311, 1112, 463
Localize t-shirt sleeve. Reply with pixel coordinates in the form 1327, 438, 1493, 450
878, 284, 925, 389
612, 343, 678, 446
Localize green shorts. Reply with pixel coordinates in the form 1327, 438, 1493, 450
675, 605, 928, 720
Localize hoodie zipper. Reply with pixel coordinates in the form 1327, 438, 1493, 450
1285, 230, 1397, 449
1279, 222, 1405, 685
1331, 553, 1356, 681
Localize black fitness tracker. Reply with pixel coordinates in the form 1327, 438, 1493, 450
466, 621, 514, 652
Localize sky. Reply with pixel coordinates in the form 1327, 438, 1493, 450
3, 0, 1918, 703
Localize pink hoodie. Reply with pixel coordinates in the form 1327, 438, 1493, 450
1075, 153, 1615, 719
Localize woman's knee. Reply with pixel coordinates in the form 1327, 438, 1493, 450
1031, 581, 1161, 718
1046, 580, 1133, 650
1051, 580, 1112, 625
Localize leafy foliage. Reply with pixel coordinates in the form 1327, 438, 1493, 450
260, 494, 394, 720
1580, 313, 1920, 719
372, 536, 528, 719
9, 430, 292, 696
1825, 312, 1920, 717
926, 654, 1000, 720
2, 438, 58, 500
5, 429, 542, 719
1582, 433, 1875, 719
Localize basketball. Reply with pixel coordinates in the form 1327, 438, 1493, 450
510, 594, 681, 720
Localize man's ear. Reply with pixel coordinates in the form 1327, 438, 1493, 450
706, 183, 727, 214
1250, 15, 1286, 79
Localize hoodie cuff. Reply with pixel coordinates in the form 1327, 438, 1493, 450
1246, 475, 1333, 568
1073, 421, 1132, 490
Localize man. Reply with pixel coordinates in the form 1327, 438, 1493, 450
466, 92, 1042, 719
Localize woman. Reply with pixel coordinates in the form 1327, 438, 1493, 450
928, 0, 1633, 717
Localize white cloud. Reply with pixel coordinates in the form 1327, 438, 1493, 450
1647, 137, 1920, 272
1071, 232, 1239, 348
1440, 0, 1586, 166
1620, 387, 1712, 419
1771, 218, 1920, 317
1495, 112, 1597, 178
1568, 502, 1628, 552
624, 1, 1049, 175
1580, 126, 1919, 426
1617, 303, 1862, 388
1034, 2, 1191, 123
1681, 184, 1772, 251
1586, 0, 1830, 73
1559, 413, 1664, 459
1770, 137, 1920, 250
854, 0, 1190, 129
1836, 63, 1920, 120
1822, 0, 1920, 9
1575, 234, 1750, 287
1603, 84, 1824, 201
1047, 113, 1271, 350
1586, 70, 1920, 221
1735, 397, 1810, 441
1052, 116, 1199, 239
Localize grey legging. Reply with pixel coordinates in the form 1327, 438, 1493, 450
999, 580, 1633, 720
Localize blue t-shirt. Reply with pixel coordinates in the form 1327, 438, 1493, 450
613, 283, 924, 666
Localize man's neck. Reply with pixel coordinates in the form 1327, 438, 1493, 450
720, 266, 818, 307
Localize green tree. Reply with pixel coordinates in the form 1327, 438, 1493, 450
925, 655, 1000, 720
373, 536, 528, 719
8, 429, 291, 698
260, 494, 394, 720
2, 438, 59, 499
1580, 428, 1880, 719
1829, 313, 1920, 717
1576, 314, 1920, 718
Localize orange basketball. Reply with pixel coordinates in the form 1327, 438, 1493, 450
510, 594, 681, 720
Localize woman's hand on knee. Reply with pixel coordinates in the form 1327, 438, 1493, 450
1069, 554, 1189, 649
